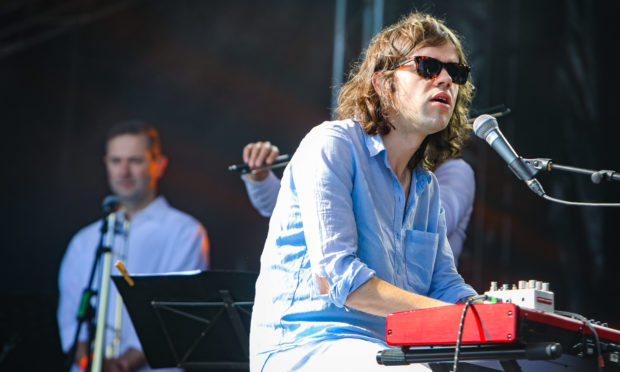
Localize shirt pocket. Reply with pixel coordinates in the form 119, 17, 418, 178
404, 229, 439, 295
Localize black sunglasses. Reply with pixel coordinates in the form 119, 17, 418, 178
394, 56, 470, 85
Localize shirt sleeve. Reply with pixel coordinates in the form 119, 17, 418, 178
291, 126, 375, 307
435, 158, 475, 261
166, 220, 210, 271
242, 171, 280, 217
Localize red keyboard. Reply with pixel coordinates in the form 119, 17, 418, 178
385, 303, 620, 346
378, 303, 620, 369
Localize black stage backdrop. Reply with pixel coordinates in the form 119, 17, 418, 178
1, 0, 619, 370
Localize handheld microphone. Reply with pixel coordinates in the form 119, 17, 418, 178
228, 154, 291, 174
473, 115, 545, 197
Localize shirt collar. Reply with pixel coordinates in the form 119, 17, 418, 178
364, 130, 397, 182
413, 166, 432, 195
364, 130, 385, 158
362, 125, 432, 196
118, 195, 168, 223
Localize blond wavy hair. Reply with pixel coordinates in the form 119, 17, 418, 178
335, 12, 474, 171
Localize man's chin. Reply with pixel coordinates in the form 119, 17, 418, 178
423, 120, 450, 136
111, 190, 139, 203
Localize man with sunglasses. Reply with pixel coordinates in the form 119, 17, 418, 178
249, 13, 477, 371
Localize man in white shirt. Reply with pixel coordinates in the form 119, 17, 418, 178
57, 121, 209, 372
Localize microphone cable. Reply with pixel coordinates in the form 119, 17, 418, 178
555, 310, 604, 372
452, 295, 489, 372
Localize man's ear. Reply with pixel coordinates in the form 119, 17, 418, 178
371, 71, 385, 98
155, 155, 168, 179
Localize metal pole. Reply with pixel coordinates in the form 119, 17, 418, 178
361, 0, 383, 59
91, 212, 117, 372
330, 0, 347, 119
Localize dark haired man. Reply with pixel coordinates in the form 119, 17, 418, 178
57, 121, 209, 372
249, 13, 477, 371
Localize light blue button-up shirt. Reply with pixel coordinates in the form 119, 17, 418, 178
249, 119, 476, 371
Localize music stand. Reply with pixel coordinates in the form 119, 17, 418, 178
112, 270, 258, 370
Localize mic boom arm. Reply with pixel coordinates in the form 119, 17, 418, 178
472, 114, 620, 206
523, 158, 620, 184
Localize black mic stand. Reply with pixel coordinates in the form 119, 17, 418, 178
65, 216, 114, 372
522, 158, 620, 207
524, 158, 620, 184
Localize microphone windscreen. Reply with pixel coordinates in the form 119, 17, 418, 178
102, 195, 120, 214
473, 114, 498, 139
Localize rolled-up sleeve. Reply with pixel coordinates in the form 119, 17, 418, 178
291, 126, 375, 307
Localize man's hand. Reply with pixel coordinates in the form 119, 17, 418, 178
102, 357, 130, 372
102, 348, 146, 372
242, 141, 280, 182
456, 294, 486, 304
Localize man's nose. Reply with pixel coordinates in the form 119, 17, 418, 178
119, 161, 131, 175
434, 67, 452, 87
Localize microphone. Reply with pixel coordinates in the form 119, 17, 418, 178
473, 115, 545, 197
102, 195, 120, 215
228, 154, 291, 174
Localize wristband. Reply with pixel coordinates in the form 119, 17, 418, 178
78, 352, 93, 371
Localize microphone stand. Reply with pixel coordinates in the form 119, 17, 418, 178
523, 158, 620, 207
109, 217, 130, 359
65, 215, 112, 372
90, 212, 117, 372
524, 158, 620, 184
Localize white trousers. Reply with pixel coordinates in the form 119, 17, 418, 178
262, 338, 431, 372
